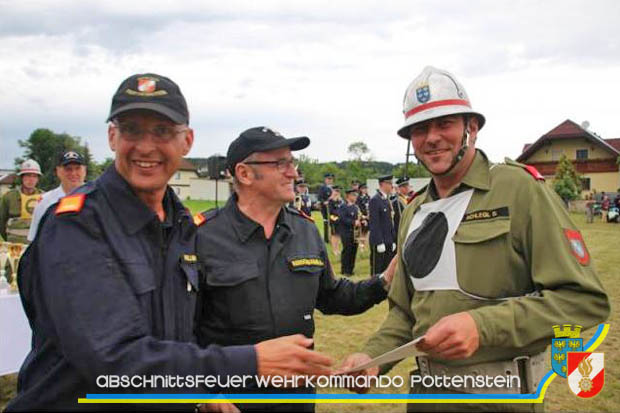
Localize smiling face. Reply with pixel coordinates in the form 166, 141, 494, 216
409, 114, 478, 176
108, 110, 193, 198
235, 146, 299, 205
56, 163, 86, 193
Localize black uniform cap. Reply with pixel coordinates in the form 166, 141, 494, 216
107, 73, 189, 124
378, 175, 393, 183
396, 177, 410, 186
227, 126, 310, 176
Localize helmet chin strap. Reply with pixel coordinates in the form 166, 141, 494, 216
414, 116, 470, 177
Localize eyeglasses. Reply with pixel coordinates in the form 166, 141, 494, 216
112, 120, 187, 143
243, 157, 298, 173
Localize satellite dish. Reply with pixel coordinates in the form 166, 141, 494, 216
581, 120, 590, 130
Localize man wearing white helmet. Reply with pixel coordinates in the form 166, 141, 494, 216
0, 159, 43, 243
341, 67, 609, 411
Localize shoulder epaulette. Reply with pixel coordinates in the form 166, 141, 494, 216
503, 158, 545, 181
408, 185, 427, 203
286, 206, 314, 222
193, 208, 219, 226
55, 193, 86, 215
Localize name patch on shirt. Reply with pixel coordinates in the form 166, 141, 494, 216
462, 207, 509, 223
288, 256, 325, 273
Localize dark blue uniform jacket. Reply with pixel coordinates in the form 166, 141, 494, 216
7, 167, 256, 411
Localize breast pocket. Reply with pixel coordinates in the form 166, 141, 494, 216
118, 260, 157, 329
452, 219, 523, 299
204, 260, 266, 327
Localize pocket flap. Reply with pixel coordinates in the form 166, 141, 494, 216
180, 263, 200, 291
205, 261, 259, 287
453, 219, 510, 244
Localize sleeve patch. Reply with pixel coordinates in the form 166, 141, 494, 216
564, 229, 590, 266
55, 193, 86, 215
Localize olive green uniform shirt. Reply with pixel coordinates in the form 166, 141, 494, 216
364, 150, 610, 368
0, 188, 42, 242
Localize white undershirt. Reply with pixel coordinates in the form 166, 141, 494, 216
27, 186, 66, 241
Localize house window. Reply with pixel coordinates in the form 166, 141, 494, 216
580, 177, 591, 191
576, 149, 588, 160
551, 149, 563, 161
174, 187, 181, 195
176, 172, 181, 180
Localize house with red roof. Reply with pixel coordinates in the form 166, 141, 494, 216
517, 120, 620, 195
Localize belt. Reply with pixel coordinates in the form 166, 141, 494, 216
415, 351, 547, 394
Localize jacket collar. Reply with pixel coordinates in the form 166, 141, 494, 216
98, 165, 188, 235
226, 193, 293, 243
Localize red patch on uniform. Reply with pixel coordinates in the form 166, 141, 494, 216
564, 229, 590, 266
55, 193, 86, 215
193, 212, 207, 227
524, 165, 545, 181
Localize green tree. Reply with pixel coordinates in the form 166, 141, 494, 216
347, 141, 372, 161
552, 154, 581, 204
392, 162, 431, 178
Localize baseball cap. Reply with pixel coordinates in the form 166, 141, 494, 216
106, 73, 189, 125
227, 127, 310, 176
58, 151, 85, 166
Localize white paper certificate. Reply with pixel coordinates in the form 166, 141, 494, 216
340, 335, 426, 374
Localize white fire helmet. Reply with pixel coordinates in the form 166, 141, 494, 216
397, 66, 485, 138
18, 159, 42, 176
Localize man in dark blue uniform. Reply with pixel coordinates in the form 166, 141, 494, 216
7, 75, 332, 412
392, 176, 410, 237
337, 188, 360, 275
369, 175, 396, 275
356, 183, 370, 250
195, 127, 395, 412
328, 185, 343, 255
317, 173, 334, 242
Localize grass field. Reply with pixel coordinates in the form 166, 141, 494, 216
1, 210, 617, 412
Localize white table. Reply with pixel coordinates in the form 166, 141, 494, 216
0, 293, 32, 375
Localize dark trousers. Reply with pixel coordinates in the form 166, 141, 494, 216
320, 204, 329, 243
340, 230, 358, 275
370, 245, 395, 275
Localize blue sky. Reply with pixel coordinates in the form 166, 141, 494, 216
1, 0, 619, 168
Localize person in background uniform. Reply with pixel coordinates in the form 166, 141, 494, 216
297, 179, 313, 216
318, 173, 334, 243
328, 185, 343, 255
341, 66, 610, 412
195, 127, 395, 412
337, 188, 361, 275
8, 74, 330, 412
351, 179, 360, 192
27, 151, 87, 241
392, 176, 410, 237
357, 183, 370, 250
601, 194, 610, 222
0, 159, 42, 243
369, 175, 396, 275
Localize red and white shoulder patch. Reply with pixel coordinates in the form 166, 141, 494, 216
55, 193, 86, 215
564, 228, 590, 266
